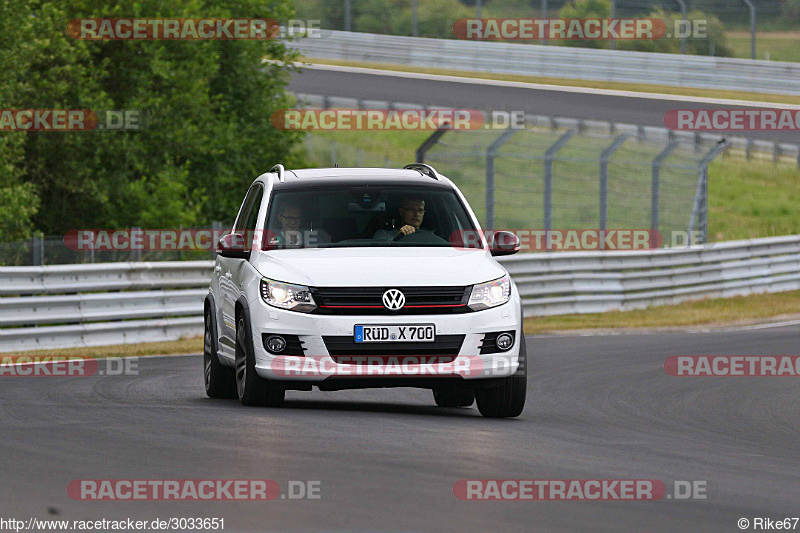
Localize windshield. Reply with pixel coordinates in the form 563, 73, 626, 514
262, 186, 479, 249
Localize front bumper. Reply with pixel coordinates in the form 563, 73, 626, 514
248, 296, 522, 384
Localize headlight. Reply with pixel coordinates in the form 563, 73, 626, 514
468, 274, 511, 311
260, 278, 317, 313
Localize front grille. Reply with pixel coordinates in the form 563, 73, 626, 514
323, 334, 465, 362
310, 286, 471, 315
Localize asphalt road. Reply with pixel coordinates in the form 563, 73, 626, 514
288, 66, 800, 144
2, 325, 799, 532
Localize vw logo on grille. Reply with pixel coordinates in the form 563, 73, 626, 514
382, 289, 405, 310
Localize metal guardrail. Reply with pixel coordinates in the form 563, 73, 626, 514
290, 30, 800, 96
504, 235, 800, 315
0, 262, 212, 352
2, 235, 799, 351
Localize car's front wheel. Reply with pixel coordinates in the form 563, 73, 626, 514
475, 335, 527, 418
235, 315, 285, 407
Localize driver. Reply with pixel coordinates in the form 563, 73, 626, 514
373, 197, 428, 240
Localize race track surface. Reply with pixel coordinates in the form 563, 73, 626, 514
2, 325, 799, 532
288, 67, 799, 144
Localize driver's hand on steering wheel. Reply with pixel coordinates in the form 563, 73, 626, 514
397, 225, 416, 236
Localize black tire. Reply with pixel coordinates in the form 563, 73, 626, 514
204, 310, 237, 399
235, 314, 285, 407
432, 386, 475, 407
475, 335, 527, 418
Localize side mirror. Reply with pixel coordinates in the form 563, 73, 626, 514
217, 233, 250, 260
489, 231, 520, 257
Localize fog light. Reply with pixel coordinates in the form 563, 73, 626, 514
265, 335, 287, 354
496, 333, 514, 351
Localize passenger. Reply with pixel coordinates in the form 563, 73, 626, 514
270, 201, 304, 246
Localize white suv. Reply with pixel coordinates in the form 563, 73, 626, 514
204, 164, 526, 417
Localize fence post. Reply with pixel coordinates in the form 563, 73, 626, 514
599, 134, 629, 234
412, 0, 418, 36
485, 128, 518, 230
540, 0, 547, 45
32, 233, 43, 266
609, 0, 616, 50
543, 130, 576, 231
415, 126, 451, 164
742, 0, 756, 60
331, 141, 337, 166
690, 141, 728, 244
212, 221, 223, 259
675, 0, 687, 54
652, 141, 678, 234
132, 226, 143, 262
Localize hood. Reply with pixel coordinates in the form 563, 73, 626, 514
250, 247, 506, 287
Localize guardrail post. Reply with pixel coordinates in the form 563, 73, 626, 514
415, 126, 451, 164
690, 140, 728, 244
652, 141, 678, 234
599, 134, 629, 234
485, 128, 519, 230
331, 141, 337, 166
543, 129, 576, 231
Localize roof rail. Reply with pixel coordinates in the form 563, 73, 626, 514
403, 163, 440, 181
270, 164, 285, 183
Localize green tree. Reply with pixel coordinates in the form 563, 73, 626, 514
392, 0, 472, 37
559, 0, 611, 49
0, 0, 42, 241
782, 0, 800, 22
617, 8, 732, 57
1, 0, 302, 237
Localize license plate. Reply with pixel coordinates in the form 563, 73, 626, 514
354, 324, 435, 343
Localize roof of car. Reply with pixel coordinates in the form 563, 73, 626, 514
262, 167, 453, 190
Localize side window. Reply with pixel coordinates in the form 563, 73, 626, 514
233, 184, 264, 251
